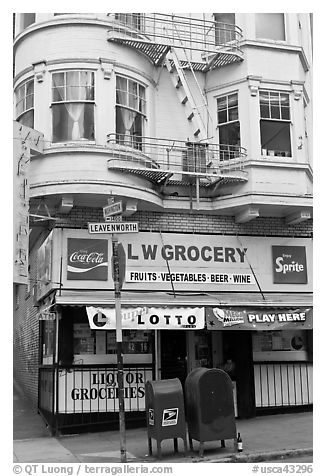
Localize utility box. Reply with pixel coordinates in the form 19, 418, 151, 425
185, 367, 237, 457
145, 378, 187, 459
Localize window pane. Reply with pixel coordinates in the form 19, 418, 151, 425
218, 110, 227, 124
228, 106, 238, 122
228, 94, 238, 108
280, 93, 289, 107
52, 73, 65, 101
217, 96, 227, 111
219, 122, 240, 146
260, 104, 269, 118
18, 110, 34, 129
22, 13, 35, 29
255, 13, 285, 41
281, 107, 290, 120
66, 71, 81, 100
271, 105, 280, 119
116, 77, 128, 105
260, 120, 291, 156
25, 94, 34, 110
52, 103, 94, 142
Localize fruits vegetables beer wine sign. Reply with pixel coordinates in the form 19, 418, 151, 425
272, 246, 307, 284
67, 238, 108, 280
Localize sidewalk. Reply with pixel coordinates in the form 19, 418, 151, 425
13, 383, 313, 464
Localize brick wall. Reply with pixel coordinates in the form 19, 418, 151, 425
55, 207, 313, 237
13, 231, 50, 408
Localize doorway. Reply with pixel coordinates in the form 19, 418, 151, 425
160, 331, 187, 385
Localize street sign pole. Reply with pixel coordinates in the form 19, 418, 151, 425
112, 234, 127, 463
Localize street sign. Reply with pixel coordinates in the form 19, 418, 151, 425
105, 215, 123, 222
103, 201, 123, 219
38, 311, 56, 321
88, 222, 139, 234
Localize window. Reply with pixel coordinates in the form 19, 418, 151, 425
116, 75, 146, 149
15, 79, 34, 128
259, 91, 291, 157
217, 93, 240, 160
52, 70, 95, 143
22, 13, 35, 30
255, 13, 285, 41
214, 13, 236, 45
115, 13, 143, 31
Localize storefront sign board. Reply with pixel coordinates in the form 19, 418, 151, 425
58, 367, 152, 413
86, 306, 205, 330
206, 307, 313, 330
67, 238, 108, 280
272, 246, 308, 284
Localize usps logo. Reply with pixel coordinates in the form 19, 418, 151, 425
162, 408, 179, 426
148, 408, 154, 426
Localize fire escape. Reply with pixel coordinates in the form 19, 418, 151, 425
107, 13, 247, 202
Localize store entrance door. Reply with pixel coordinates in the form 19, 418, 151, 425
160, 331, 187, 386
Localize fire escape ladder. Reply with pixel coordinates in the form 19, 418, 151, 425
164, 48, 209, 141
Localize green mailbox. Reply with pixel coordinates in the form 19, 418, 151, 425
145, 378, 187, 459
185, 367, 237, 457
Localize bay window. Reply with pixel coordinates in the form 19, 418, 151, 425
15, 78, 34, 128
217, 92, 241, 160
52, 70, 95, 143
260, 91, 291, 157
116, 75, 146, 150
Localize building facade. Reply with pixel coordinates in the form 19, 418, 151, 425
13, 13, 313, 434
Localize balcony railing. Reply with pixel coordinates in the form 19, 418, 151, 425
107, 134, 247, 185
107, 13, 243, 70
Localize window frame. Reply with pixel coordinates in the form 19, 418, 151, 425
15, 78, 34, 128
255, 13, 286, 42
115, 74, 147, 148
259, 89, 292, 158
51, 69, 96, 143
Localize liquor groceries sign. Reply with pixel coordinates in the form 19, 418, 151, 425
58, 367, 152, 413
86, 306, 205, 330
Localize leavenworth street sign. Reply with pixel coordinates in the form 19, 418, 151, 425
88, 222, 139, 234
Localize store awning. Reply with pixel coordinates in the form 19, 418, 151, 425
54, 289, 312, 308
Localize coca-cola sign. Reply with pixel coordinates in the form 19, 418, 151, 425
67, 239, 108, 280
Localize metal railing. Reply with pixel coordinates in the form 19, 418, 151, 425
254, 361, 313, 408
108, 13, 243, 59
107, 134, 247, 178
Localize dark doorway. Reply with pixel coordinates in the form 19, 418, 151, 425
222, 330, 256, 418
160, 331, 187, 385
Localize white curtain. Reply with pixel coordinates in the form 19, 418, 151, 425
116, 85, 137, 144
53, 71, 87, 140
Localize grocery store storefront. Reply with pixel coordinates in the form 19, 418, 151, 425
36, 229, 312, 432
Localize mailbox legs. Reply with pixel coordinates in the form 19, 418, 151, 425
148, 437, 152, 456
189, 436, 194, 452
173, 438, 178, 453
199, 442, 204, 458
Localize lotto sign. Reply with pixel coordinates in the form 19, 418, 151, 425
86, 306, 205, 330
162, 408, 179, 426
272, 246, 307, 284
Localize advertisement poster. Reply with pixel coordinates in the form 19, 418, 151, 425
67, 238, 108, 280
272, 246, 308, 284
